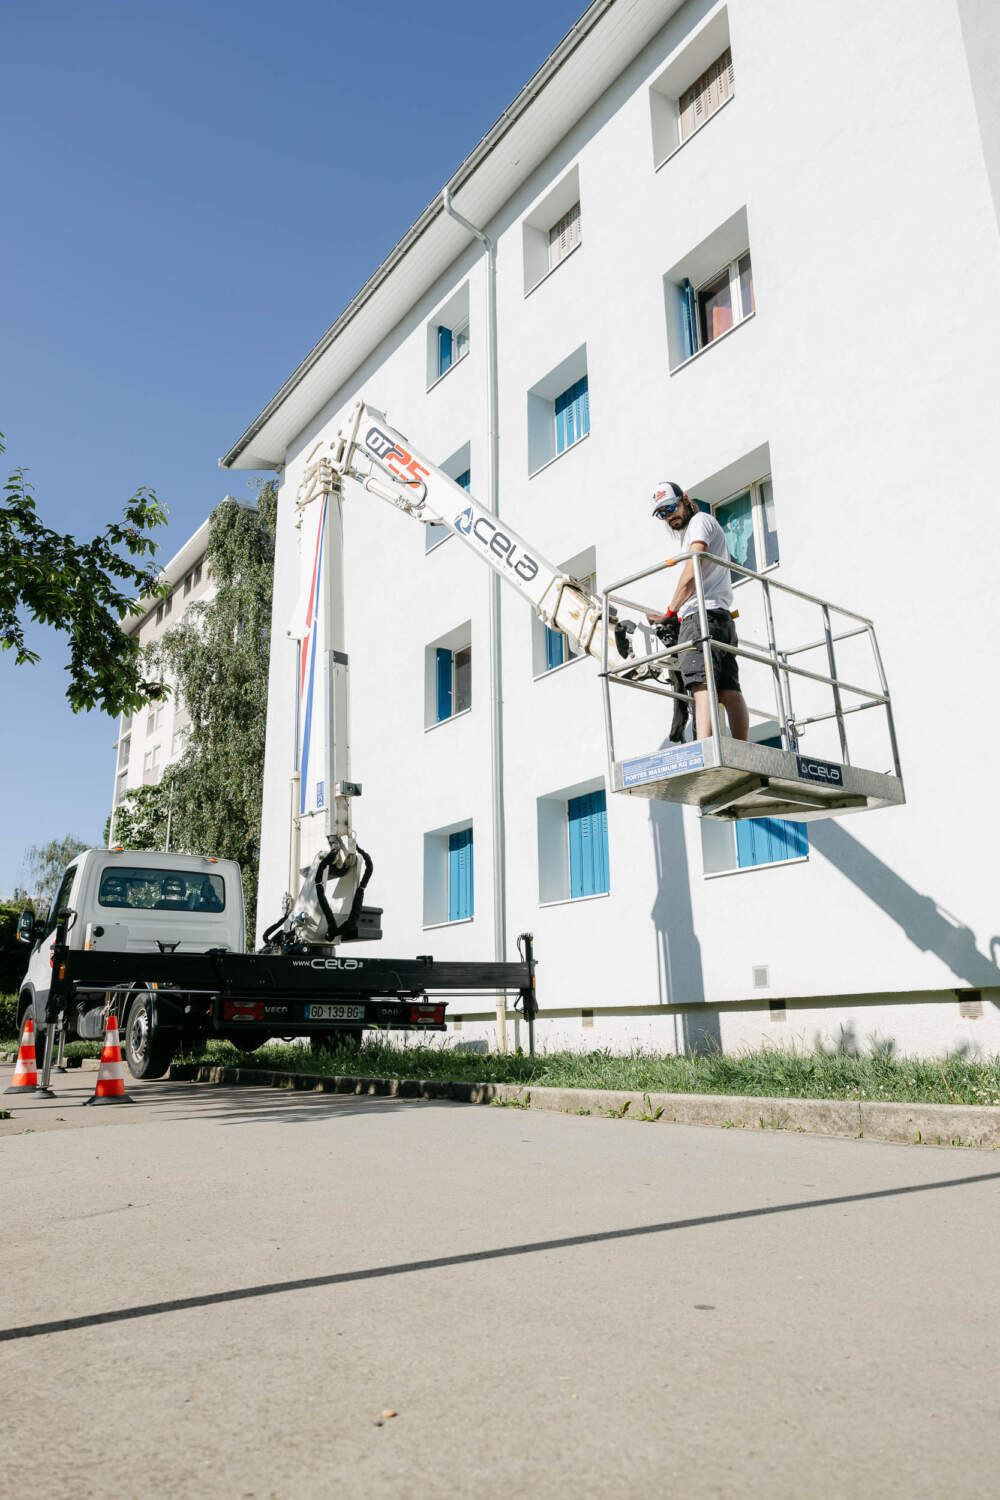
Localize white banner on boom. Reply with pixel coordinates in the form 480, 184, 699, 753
292, 493, 329, 820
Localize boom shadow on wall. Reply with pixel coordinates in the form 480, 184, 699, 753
809, 821, 1000, 993
647, 735, 721, 1055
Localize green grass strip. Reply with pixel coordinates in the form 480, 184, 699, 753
174, 1037, 1000, 1107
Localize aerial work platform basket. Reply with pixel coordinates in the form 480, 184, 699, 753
600, 551, 905, 823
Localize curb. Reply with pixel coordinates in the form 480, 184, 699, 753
166, 1064, 1000, 1148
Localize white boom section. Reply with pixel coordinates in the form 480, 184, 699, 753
300, 401, 632, 671
283, 400, 636, 947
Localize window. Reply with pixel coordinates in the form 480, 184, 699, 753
117, 734, 131, 770
47, 865, 78, 933
425, 623, 472, 727
693, 252, 753, 349
532, 546, 596, 676
114, 770, 128, 806
713, 478, 778, 577
527, 344, 589, 474
143, 745, 160, 783
648, 8, 734, 165
426, 453, 471, 552
183, 563, 202, 596
701, 733, 808, 875
555, 376, 590, 456
427, 283, 470, 387
537, 778, 610, 903
568, 790, 609, 898
423, 820, 474, 925
522, 165, 581, 293
678, 47, 734, 142
97, 866, 225, 912
664, 208, 755, 369
447, 829, 474, 921
548, 201, 581, 272
436, 320, 469, 378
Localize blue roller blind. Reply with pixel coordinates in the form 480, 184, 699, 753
736, 817, 808, 868
436, 647, 453, 721
437, 325, 453, 376
735, 734, 808, 868
568, 789, 609, 898
545, 628, 565, 671
448, 828, 474, 920
554, 375, 590, 455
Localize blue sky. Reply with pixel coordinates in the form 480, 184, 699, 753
0, 0, 583, 896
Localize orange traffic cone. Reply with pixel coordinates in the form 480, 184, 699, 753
83, 1014, 134, 1106
5, 1017, 39, 1093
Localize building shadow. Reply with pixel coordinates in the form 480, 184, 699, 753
648, 767, 718, 1053
809, 821, 1000, 991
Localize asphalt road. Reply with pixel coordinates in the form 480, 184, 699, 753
2, 1067, 999, 1499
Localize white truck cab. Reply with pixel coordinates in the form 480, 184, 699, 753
18, 848, 244, 1075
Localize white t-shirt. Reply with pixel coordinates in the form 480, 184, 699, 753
677, 511, 734, 619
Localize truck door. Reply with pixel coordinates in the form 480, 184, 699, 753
26, 862, 80, 1027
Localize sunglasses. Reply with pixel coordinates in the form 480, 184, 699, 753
655, 501, 682, 517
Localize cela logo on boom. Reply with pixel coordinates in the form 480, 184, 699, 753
453, 507, 539, 583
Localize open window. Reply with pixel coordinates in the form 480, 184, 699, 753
687, 443, 778, 580
425, 622, 472, 728
663, 207, 755, 369
531, 545, 596, 676
426, 443, 471, 553
427, 283, 470, 388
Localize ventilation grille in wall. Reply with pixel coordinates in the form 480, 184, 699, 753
753, 966, 769, 989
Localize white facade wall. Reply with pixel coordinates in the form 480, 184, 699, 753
255, 0, 1000, 1056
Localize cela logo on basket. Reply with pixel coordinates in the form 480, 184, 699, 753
453, 508, 539, 583
796, 755, 844, 787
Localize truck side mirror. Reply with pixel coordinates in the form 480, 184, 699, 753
16, 910, 35, 944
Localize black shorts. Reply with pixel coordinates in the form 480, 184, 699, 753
677, 610, 741, 692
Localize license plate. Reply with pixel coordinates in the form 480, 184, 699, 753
304, 1004, 365, 1022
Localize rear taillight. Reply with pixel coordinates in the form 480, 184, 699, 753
409, 1003, 444, 1026
222, 1001, 264, 1022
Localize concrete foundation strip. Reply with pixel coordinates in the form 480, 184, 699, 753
167, 1063, 1000, 1149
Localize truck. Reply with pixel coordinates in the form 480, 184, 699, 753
14, 399, 903, 1090
14, 847, 537, 1082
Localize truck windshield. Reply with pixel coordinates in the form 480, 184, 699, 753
98, 867, 226, 912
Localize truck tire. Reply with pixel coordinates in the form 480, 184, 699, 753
124, 993, 175, 1080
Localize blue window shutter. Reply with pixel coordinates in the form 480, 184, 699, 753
737, 816, 808, 869
456, 468, 471, 491
568, 789, 609, 898
681, 279, 697, 360
545, 628, 565, 671
436, 647, 453, 721
448, 828, 473, 920
438, 326, 452, 376
554, 375, 589, 455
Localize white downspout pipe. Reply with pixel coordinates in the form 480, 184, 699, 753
441, 186, 509, 1051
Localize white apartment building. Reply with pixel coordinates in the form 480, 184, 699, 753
111, 519, 214, 816
224, 0, 1000, 1056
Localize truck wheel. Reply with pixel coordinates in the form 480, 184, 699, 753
124, 994, 175, 1080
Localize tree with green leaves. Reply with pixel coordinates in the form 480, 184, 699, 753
24, 834, 89, 908
1, 431, 168, 715
111, 488, 277, 932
